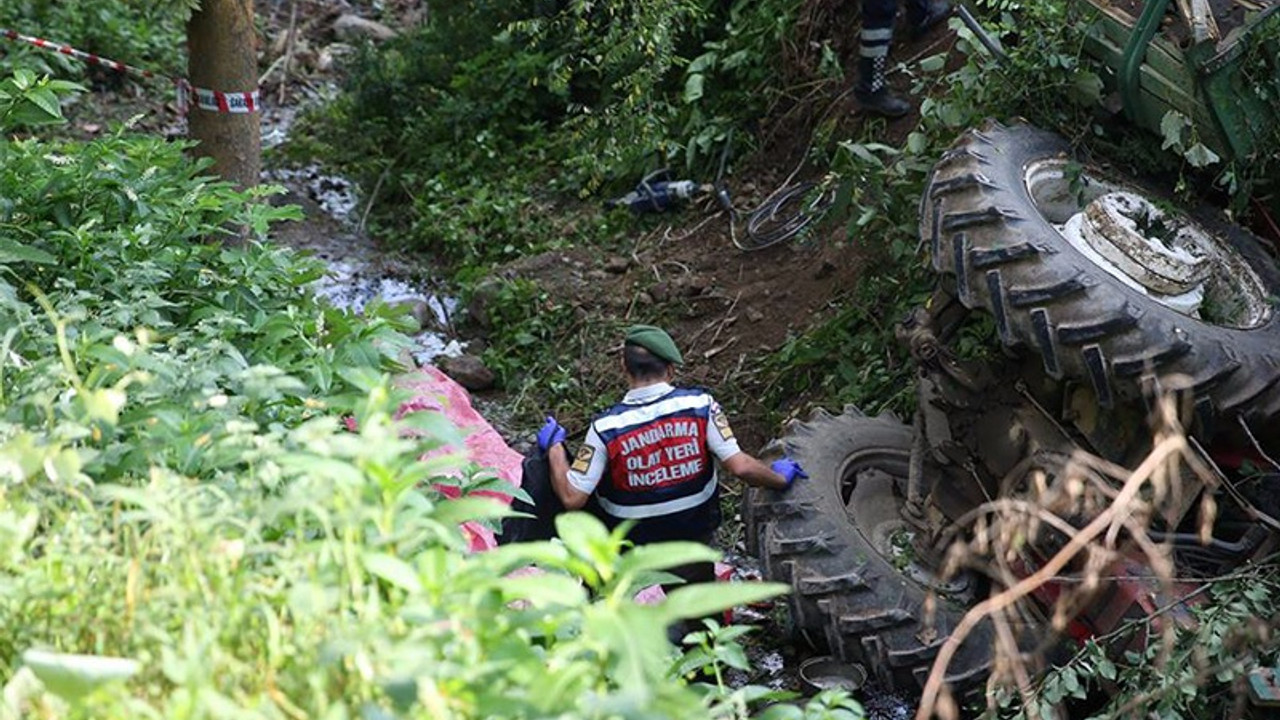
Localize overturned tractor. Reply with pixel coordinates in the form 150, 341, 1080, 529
746, 120, 1280, 707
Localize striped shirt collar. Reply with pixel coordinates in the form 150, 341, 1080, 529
622, 382, 674, 405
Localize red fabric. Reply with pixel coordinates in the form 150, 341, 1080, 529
392, 367, 524, 552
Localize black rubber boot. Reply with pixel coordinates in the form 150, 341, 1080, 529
908, 0, 953, 38
854, 55, 911, 119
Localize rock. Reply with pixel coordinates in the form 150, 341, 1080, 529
746, 307, 765, 323
391, 299, 440, 332
316, 43, 355, 73
636, 291, 654, 306
333, 15, 398, 43
603, 255, 630, 274
437, 354, 495, 392
586, 270, 609, 283
650, 282, 671, 302
466, 278, 504, 330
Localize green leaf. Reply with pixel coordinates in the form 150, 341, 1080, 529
919, 53, 946, 73
555, 512, 610, 558
22, 650, 139, 701
688, 51, 717, 74
660, 582, 788, 623
1184, 142, 1220, 168
481, 541, 571, 574
500, 573, 588, 606
82, 388, 127, 425
757, 705, 804, 720
1070, 71, 1104, 106
1160, 110, 1188, 151
362, 552, 422, 593
278, 454, 367, 486
0, 238, 56, 265
615, 542, 719, 578
429, 496, 517, 527
26, 87, 62, 120
683, 73, 705, 104
397, 409, 465, 446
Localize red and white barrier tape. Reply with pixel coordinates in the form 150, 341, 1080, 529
176, 80, 260, 115
1, 27, 259, 115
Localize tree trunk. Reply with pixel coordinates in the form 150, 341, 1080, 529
187, 0, 260, 193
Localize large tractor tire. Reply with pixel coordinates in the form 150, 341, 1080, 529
922, 120, 1280, 424
745, 410, 994, 693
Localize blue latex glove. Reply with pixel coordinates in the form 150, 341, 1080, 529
771, 457, 808, 490
537, 416, 567, 451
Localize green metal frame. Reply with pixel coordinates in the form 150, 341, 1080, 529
1120, 0, 1174, 124
1085, 0, 1280, 164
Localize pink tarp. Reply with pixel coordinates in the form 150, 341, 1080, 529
396, 367, 525, 552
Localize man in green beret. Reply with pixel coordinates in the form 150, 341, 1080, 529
535, 324, 806, 590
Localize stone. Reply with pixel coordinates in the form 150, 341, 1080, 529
466, 278, 504, 330
437, 354, 495, 392
650, 282, 671, 302
316, 44, 355, 73
603, 255, 630, 274
333, 14, 398, 43
391, 299, 440, 332
636, 291, 654, 306
746, 307, 765, 323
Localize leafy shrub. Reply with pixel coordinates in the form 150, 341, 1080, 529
299, 0, 803, 269
0, 2, 190, 81
0, 71, 865, 719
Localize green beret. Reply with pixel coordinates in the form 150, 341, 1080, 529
624, 324, 683, 366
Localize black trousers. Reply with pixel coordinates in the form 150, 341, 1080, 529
862, 0, 934, 30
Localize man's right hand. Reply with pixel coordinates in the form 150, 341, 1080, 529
537, 416, 567, 451
771, 457, 808, 489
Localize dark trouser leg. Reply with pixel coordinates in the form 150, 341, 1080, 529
855, 0, 911, 119
904, 0, 953, 35
663, 535, 719, 645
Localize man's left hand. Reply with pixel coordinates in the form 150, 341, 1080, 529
537, 416, 567, 451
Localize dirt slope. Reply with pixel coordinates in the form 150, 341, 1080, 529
498, 13, 956, 449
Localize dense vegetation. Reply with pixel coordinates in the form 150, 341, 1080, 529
3, 0, 1279, 717
0, 66, 869, 718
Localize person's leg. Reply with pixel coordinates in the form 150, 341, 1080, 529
662, 535, 719, 645
855, 0, 910, 118
904, 0, 953, 37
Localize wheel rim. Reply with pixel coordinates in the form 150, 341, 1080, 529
1023, 159, 1272, 329
837, 450, 970, 597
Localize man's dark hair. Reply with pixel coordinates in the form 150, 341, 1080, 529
624, 343, 670, 381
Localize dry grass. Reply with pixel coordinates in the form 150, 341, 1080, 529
912, 394, 1243, 720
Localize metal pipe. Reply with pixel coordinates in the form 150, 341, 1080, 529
1121, 0, 1173, 123
956, 3, 1010, 65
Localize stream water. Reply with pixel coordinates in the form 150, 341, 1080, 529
262, 99, 465, 369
